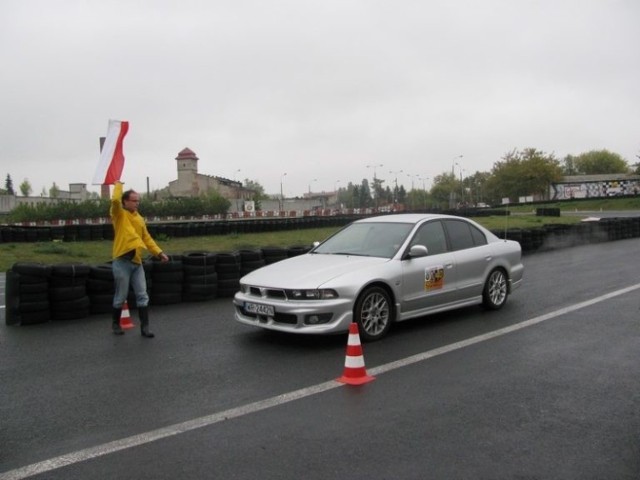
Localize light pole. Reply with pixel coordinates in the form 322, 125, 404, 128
366, 163, 383, 208
280, 173, 287, 211
451, 155, 463, 175
308, 178, 317, 194
407, 173, 420, 210
419, 175, 429, 210
451, 155, 463, 208
234, 169, 241, 212
389, 169, 403, 204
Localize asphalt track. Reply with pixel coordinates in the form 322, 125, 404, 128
1, 238, 639, 479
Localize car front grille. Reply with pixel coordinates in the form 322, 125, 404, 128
248, 286, 286, 300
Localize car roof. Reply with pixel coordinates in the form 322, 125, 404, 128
353, 213, 465, 224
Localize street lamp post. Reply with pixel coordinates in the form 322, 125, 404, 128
419, 175, 429, 210
389, 169, 403, 204
234, 169, 241, 212
451, 155, 463, 208
308, 178, 317, 194
280, 173, 287, 211
366, 163, 383, 208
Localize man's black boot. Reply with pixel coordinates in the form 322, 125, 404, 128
112, 307, 124, 335
139, 306, 155, 338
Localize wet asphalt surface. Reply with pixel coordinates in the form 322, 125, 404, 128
1, 238, 639, 479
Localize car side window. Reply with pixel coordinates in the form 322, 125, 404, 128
411, 221, 448, 255
443, 219, 486, 251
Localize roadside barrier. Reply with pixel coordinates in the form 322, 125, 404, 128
5, 216, 640, 327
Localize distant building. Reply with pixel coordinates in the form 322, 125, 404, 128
0, 183, 91, 215
163, 148, 254, 202
550, 174, 640, 200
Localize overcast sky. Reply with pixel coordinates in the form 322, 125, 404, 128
1, 0, 638, 198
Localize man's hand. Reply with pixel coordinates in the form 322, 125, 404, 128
158, 252, 169, 263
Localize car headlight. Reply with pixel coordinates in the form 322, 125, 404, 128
286, 289, 338, 300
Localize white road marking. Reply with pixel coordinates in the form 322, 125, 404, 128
2, 283, 639, 480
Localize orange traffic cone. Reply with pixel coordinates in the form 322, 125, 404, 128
337, 323, 375, 385
120, 301, 135, 330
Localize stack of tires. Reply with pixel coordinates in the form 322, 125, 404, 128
87, 264, 115, 314
182, 251, 218, 302
149, 255, 183, 305
261, 246, 288, 265
5, 263, 51, 325
215, 252, 241, 297
49, 263, 91, 320
287, 245, 312, 258
238, 249, 266, 277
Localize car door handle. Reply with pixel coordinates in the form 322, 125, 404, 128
485, 256, 492, 262
445, 263, 453, 269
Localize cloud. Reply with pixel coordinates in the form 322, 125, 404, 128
1, 0, 638, 197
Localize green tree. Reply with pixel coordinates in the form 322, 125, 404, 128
19, 179, 32, 197
430, 172, 458, 209
5, 174, 15, 195
569, 149, 628, 175
49, 182, 60, 198
486, 148, 563, 202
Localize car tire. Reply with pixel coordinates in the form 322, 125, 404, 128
482, 268, 508, 310
354, 286, 393, 342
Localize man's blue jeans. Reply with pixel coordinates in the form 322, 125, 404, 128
112, 258, 149, 308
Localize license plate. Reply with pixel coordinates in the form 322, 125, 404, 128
244, 302, 275, 316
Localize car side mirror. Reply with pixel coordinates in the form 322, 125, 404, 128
408, 245, 428, 258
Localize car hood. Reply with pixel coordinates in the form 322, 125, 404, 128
240, 253, 390, 288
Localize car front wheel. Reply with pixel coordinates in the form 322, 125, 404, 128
354, 286, 392, 341
482, 268, 508, 310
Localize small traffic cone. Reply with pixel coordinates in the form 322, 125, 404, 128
119, 301, 135, 330
337, 323, 375, 385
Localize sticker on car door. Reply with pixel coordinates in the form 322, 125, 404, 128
425, 266, 445, 290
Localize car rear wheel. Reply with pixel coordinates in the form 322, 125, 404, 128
482, 268, 508, 310
354, 286, 392, 341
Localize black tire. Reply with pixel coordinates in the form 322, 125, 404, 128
482, 268, 509, 310
183, 264, 217, 276
90, 265, 114, 281
49, 285, 86, 302
19, 281, 49, 294
151, 271, 184, 283
11, 262, 50, 277
50, 263, 91, 278
183, 252, 217, 266
184, 272, 218, 285
353, 286, 393, 342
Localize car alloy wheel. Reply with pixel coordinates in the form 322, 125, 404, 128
483, 268, 508, 310
354, 286, 392, 341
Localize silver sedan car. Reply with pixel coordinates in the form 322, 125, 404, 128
233, 214, 523, 341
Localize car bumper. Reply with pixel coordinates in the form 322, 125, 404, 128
233, 293, 354, 335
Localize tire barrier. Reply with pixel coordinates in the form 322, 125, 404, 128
4, 216, 639, 326
48, 263, 91, 320
182, 251, 218, 302
5, 263, 52, 325
261, 246, 288, 265
149, 255, 183, 306
0, 215, 358, 244
87, 264, 115, 314
215, 252, 241, 298
237, 249, 265, 277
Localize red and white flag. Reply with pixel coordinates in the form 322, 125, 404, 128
92, 119, 129, 185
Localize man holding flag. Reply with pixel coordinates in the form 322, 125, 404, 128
94, 120, 169, 337
110, 181, 168, 337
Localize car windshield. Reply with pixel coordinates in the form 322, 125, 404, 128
313, 221, 414, 258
